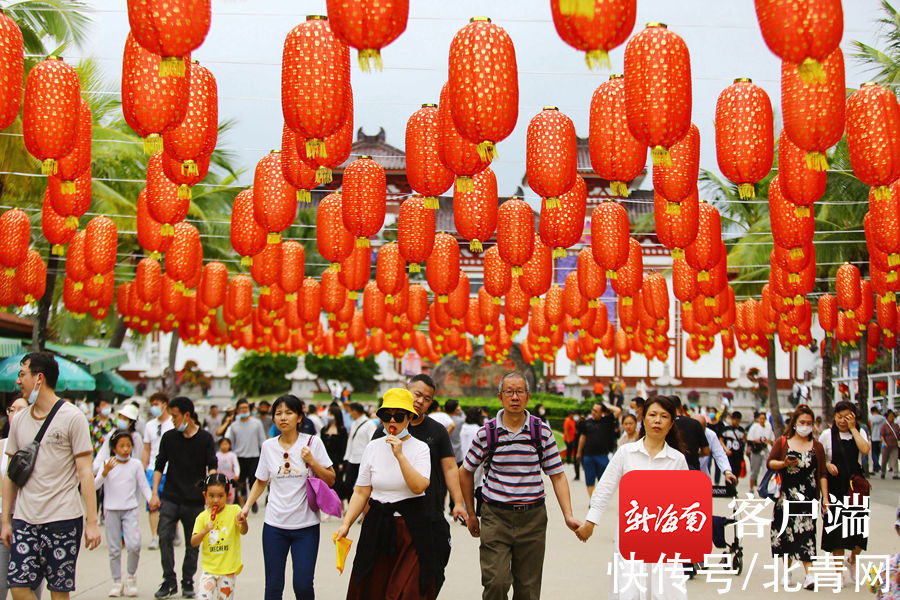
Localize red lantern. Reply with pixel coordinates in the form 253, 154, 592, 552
781, 48, 845, 171
611, 238, 643, 302
199, 261, 227, 314
282, 16, 350, 158
0, 11, 23, 130
15, 249, 46, 305
406, 103, 454, 209
527, 107, 577, 206
65, 230, 89, 286
321, 269, 348, 317
652, 122, 699, 209
251, 243, 282, 297
778, 130, 825, 213
298, 86, 354, 185
685, 201, 723, 277
672, 258, 698, 307
521, 239, 553, 300
577, 247, 606, 304
47, 168, 92, 230
426, 233, 460, 302
54, 99, 92, 193
397, 196, 435, 272
447, 272, 470, 321
146, 153, 190, 233
497, 198, 534, 275
63, 275, 90, 316
279, 241, 305, 301
165, 222, 202, 290
23, 56, 81, 174
163, 61, 217, 180
438, 82, 490, 193
624, 23, 692, 166
483, 245, 511, 301
754, 0, 842, 83
715, 78, 774, 199
42, 194, 76, 256
135, 258, 162, 310
82, 216, 117, 284
363, 280, 387, 330
230, 188, 267, 267
836, 263, 862, 318
539, 175, 587, 258
339, 243, 370, 300
408, 283, 428, 324
299, 277, 322, 324
590, 201, 630, 276
127, 0, 210, 76
122, 33, 190, 153
454, 167, 498, 253
317, 192, 355, 272
550, 0, 636, 68
280, 124, 319, 204
342, 156, 386, 247
448, 17, 518, 163
376, 242, 405, 301
589, 74, 646, 197
869, 181, 900, 266
326, 0, 408, 70
769, 176, 814, 257
253, 151, 298, 244
563, 271, 588, 321
847, 82, 900, 200
654, 187, 698, 258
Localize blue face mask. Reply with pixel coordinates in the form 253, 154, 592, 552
26, 377, 42, 406
150, 405, 163, 418
100, 407, 112, 417
394, 428, 410, 439
177, 420, 188, 433
115, 454, 130, 462
239, 413, 250, 420
116, 418, 130, 431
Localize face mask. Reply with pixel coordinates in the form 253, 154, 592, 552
394, 428, 410, 439
573, 416, 580, 422
101, 407, 112, 417
115, 454, 130, 462
177, 420, 188, 433
795, 425, 813, 437
252, 410, 258, 417
150, 405, 163, 418
239, 413, 250, 420
26, 377, 41, 406
116, 418, 130, 431
538, 408, 546, 416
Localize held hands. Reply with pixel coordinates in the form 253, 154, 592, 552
575, 521, 595, 542
236, 507, 249, 527
102, 457, 118, 477
385, 435, 403, 458
148, 495, 161, 512
564, 515, 583, 532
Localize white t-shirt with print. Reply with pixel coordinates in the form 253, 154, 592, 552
356, 435, 430, 504
144, 417, 174, 470
255, 433, 333, 530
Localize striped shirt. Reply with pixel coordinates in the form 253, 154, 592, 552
463, 410, 564, 504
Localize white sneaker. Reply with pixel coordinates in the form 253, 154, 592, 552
125, 576, 138, 597
803, 574, 815, 590
148, 536, 159, 550
847, 563, 857, 584
108, 581, 123, 597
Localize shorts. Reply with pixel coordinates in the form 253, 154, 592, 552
582, 454, 610, 486
8, 517, 83, 592
146, 469, 166, 508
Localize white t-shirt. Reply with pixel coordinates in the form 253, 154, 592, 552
429, 412, 454, 431
255, 434, 333, 530
144, 417, 174, 470
818, 427, 870, 463
356, 435, 431, 503
94, 457, 152, 511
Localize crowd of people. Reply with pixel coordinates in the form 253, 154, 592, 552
0, 352, 898, 600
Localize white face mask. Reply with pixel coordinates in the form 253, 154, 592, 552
27, 377, 42, 405
795, 425, 813, 437
393, 428, 410, 439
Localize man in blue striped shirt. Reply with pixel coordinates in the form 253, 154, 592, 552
459, 372, 581, 600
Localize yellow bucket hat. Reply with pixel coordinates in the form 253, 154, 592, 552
377, 388, 417, 419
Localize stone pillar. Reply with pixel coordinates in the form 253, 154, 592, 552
563, 364, 586, 401
141, 337, 165, 396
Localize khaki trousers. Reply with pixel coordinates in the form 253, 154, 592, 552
479, 502, 548, 600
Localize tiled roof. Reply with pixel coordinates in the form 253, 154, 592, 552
337, 128, 406, 171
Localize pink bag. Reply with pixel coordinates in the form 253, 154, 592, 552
305, 436, 342, 517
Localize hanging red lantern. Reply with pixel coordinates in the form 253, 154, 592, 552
298, 86, 354, 185
226, 275, 253, 326
165, 222, 202, 291
23, 56, 81, 174
408, 283, 428, 325
438, 82, 490, 193
521, 239, 553, 300
363, 280, 387, 330
527, 107, 577, 207
624, 23, 692, 166
589, 74, 646, 197
163, 61, 217, 181
836, 263, 862, 318
121, 33, 190, 153
342, 156, 386, 247
326, 0, 408, 70
426, 233, 460, 302
563, 271, 588, 322
654, 187, 698, 259
41, 194, 76, 256
339, 243, 371, 299
672, 258, 698, 307
0, 11, 23, 130
316, 192, 355, 272
590, 201, 630, 277
253, 151, 298, 244
279, 241, 305, 301
611, 238, 643, 303
769, 176, 814, 258
250, 242, 282, 296
376, 242, 405, 301
282, 16, 350, 158
63, 275, 90, 316
47, 169, 92, 228
397, 195, 435, 272
778, 130, 825, 213
299, 277, 322, 324
134, 258, 161, 312
447, 272, 470, 322
230, 188, 267, 267
84, 216, 117, 284
161, 151, 209, 200
551, 0, 636, 68
454, 167, 498, 253
199, 261, 227, 315
281, 125, 318, 203
65, 230, 89, 288
127, 0, 210, 76
406, 103, 454, 210
652, 122, 699, 210
847, 82, 900, 200
754, 0, 842, 83
483, 245, 511, 301
715, 78, 774, 199
577, 247, 606, 304
15, 249, 46, 305
497, 197, 534, 275
868, 182, 900, 266
772, 241, 814, 274
781, 48, 845, 171
54, 99, 92, 194
146, 153, 190, 234
321, 269, 348, 318
448, 17, 518, 164
539, 175, 586, 258
684, 201, 722, 277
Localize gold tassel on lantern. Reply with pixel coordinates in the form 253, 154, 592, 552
424, 197, 440, 210
476, 141, 496, 162
329, 262, 341, 273
872, 185, 892, 201
357, 49, 384, 72
798, 58, 826, 85
356, 237, 370, 248
159, 56, 186, 78
52, 244, 65, 256
41, 158, 57, 175
241, 256, 252, 267
305, 138, 327, 159
143, 134, 163, 155
182, 160, 199, 176
665, 201, 681, 216
315, 166, 333, 184
409, 263, 421, 273
558, 0, 595, 18
455, 177, 474, 193
65, 216, 79, 229
297, 189, 311, 203
545, 197, 559, 209
737, 183, 755, 200
585, 50, 611, 70
469, 239, 483, 253
794, 206, 810, 218
553, 247, 566, 259
805, 151, 828, 171
650, 146, 672, 167
60, 180, 76, 194
789, 247, 805, 260
671, 248, 684, 260
610, 181, 630, 197
438, 294, 448, 303
178, 185, 192, 200
267, 232, 281, 244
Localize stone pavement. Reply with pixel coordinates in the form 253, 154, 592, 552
68, 464, 900, 599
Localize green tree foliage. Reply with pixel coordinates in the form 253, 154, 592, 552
305, 354, 380, 393
230, 351, 298, 397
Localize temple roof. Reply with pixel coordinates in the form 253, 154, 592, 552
338, 128, 407, 171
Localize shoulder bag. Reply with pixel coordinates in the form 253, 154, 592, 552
757, 436, 786, 500
7, 400, 65, 488
305, 435, 342, 517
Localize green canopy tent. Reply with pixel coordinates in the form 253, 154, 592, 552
45, 343, 128, 375
94, 370, 135, 398
0, 353, 96, 392
0, 338, 23, 358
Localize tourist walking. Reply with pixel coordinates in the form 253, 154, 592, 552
767, 405, 828, 590
870, 406, 887, 475
459, 372, 580, 600
573, 396, 689, 599
239, 394, 334, 600
576, 401, 621, 496
224, 399, 266, 512
720, 411, 746, 480
320, 405, 348, 494
143, 392, 174, 549
459, 407, 485, 516
150, 397, 218, 599
95, 430, 152, 597
215, 438, 240, 504
747, 411, 775, 490
341, 402, 376, 501
336, 388, 435, 599
94, 404, 144, 471
671, 396, 709, 470
191, 474, 247, 600
202, 405, 224, 440
618, 413, 641, 447
881, 410, 900, 479
1, 353, 102, 600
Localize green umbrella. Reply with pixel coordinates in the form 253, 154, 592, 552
0, 353, 96, 393
94, 370, 135, 397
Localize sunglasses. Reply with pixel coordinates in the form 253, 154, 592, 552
381, 411, 409, 423
283, 452, 291, 471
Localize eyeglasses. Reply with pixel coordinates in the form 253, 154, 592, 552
501, 390, 527, 398
381, 411, 409, 423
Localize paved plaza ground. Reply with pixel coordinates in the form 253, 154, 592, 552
66, 464, 900, 599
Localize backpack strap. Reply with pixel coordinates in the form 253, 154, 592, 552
529, 415, 545, 465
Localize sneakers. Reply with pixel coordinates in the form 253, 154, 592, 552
108, 581, 123, 597
148, 536, 159, 550
182, 582, 195, 599
154, 582, 178, 599
803, 574, 815, 590
125, 576, 138, 597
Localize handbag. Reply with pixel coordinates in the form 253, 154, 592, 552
7, 400, 64, 488
305, 436, 342, 517
831, 426, 872, 498
757, 436, 786, 500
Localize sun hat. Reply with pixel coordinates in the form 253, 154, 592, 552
376, 388, 417, 420
117, 403, 140, 422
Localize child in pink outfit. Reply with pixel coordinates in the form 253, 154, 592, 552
215, 437, 240, 504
